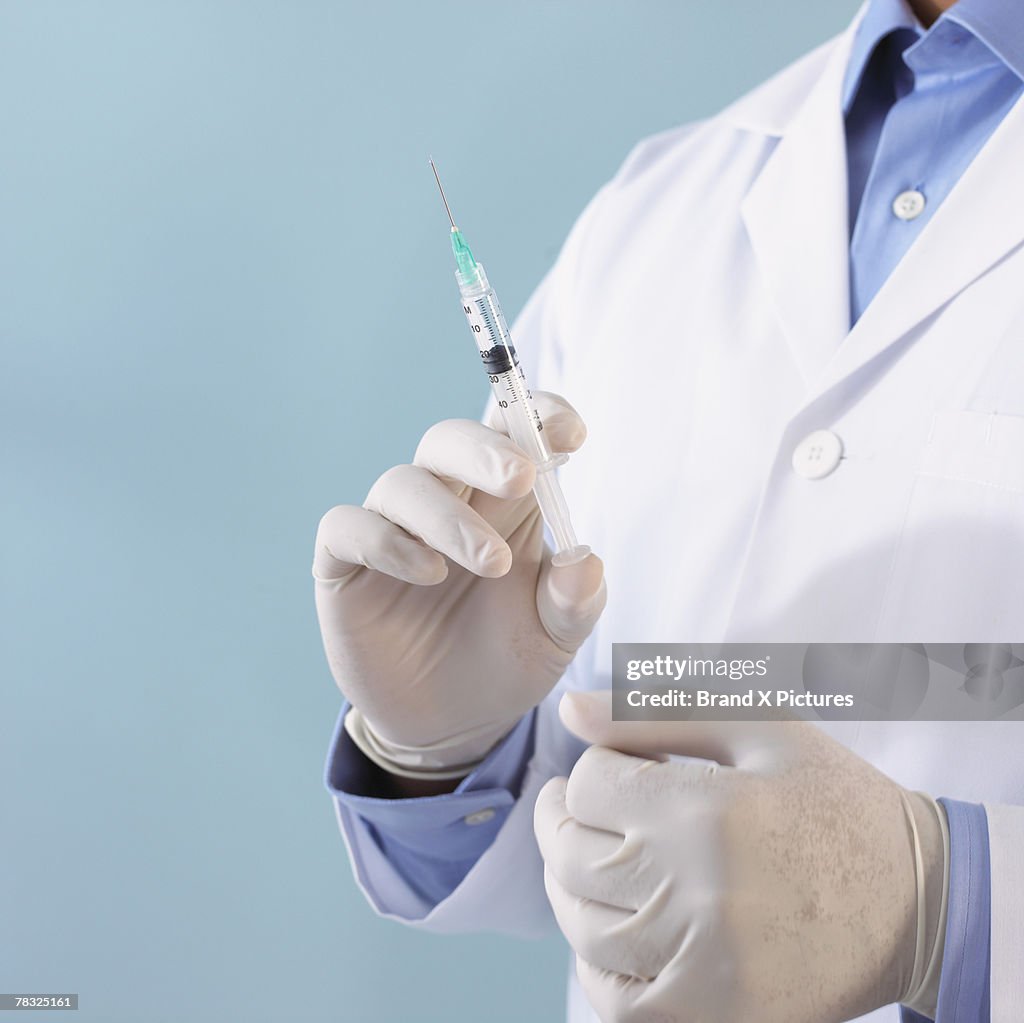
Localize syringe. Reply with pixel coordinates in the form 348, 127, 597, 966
429, 158, 590, 568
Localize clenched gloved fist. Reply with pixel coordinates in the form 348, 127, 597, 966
534, 691, 949, 1023
313, 393, 605, 781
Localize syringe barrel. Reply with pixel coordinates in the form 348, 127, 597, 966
456, 264, 552, 465
456, 264, 590, 567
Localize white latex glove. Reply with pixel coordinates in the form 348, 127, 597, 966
313, 392, 606, 779
534, 691, 950, 1023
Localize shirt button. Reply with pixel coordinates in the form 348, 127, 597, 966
792, 430, 843, 479
892, 189, 926, 221
463, 808, 496, 826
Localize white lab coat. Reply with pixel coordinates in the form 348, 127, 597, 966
338, 13, 1024, 1022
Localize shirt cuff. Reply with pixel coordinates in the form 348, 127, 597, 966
901, 798, 991, 1023
324, 704, 537, 910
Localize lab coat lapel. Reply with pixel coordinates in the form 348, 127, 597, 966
739, 30, 855, 387
805, 92, 1024, 405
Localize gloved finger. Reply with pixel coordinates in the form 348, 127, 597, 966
565, 744, 726, 833
537, 554, 607, 653
534, 777, 649, 911
575, 954, 649, 1023
560, 690, 796, 770
313, 504, 448, 586
485, 390, 587, 453
413, 419, 537, 499
364, 464, 512, 578
544, 868, 669, 982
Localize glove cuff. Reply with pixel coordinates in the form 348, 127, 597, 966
343, 706, 513, 781
901, 791, 951, 1016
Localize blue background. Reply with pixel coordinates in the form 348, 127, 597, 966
1, 2, 854, 1020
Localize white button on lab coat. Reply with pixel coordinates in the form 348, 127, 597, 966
337, 11, 1024, 1021
792, 429, 844, 478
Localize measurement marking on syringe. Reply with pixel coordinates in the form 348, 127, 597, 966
478, 301, 501, 344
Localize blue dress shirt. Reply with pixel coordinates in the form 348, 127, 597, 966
326, 702, 535, 913
904, 801, 991, 1023
844, 0, 1024, 322
327, 0, 1021, 1014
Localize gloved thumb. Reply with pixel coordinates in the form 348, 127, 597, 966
536, 554, 606, 652
559, 689, 795, 768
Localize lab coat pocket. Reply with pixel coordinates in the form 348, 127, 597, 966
875, 410, 1024, 641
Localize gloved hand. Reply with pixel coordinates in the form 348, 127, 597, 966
313, 393, 606, 780
534, 691, 949, 1023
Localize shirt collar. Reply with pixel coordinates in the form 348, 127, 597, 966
945, 0, 1024, 81
842, 0, 922, 109
842, 0, 1024, 110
